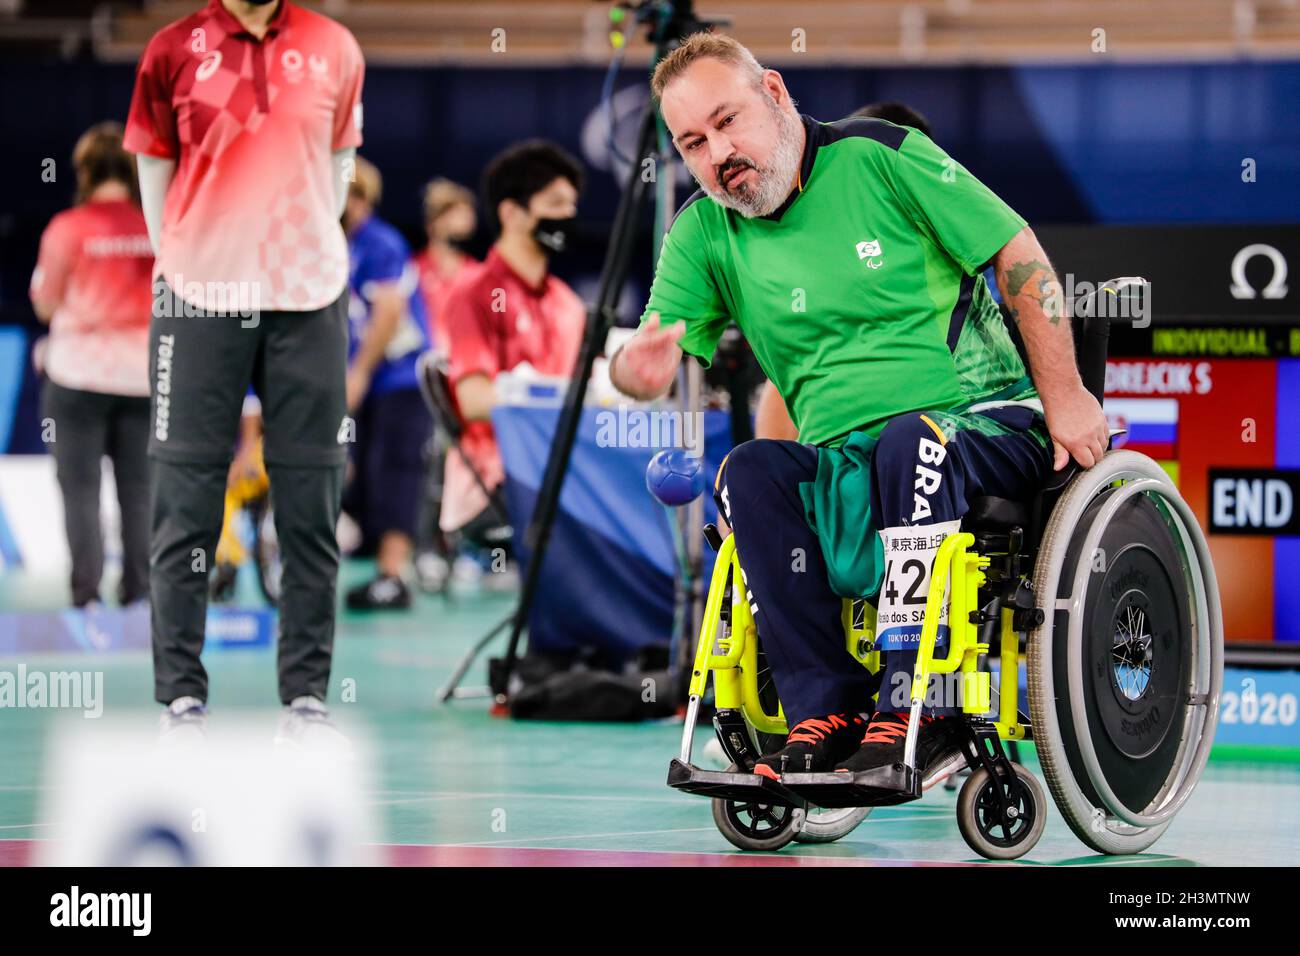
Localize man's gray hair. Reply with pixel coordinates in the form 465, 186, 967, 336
651, 33, 765, 100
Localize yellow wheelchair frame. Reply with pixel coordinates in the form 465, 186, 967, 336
685, 530, 1027, 745
209, 436, 281, 607
671, 526, 1049, 858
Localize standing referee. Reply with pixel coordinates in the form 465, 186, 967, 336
124, 0, 364, 739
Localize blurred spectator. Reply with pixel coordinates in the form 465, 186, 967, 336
409, 179, 477, 590
412, 177, 478, 348
29, 121, 153, 609
438, 140, 586, 544
208, 393, 267, 604
341, 156, 434, 611
848, 101, 933, 137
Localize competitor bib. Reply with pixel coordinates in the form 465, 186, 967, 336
875, 519, 961, 650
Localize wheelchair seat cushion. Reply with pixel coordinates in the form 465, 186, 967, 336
964, 495, 1031, 531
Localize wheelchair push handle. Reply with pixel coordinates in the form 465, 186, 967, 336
1071, 275, 1147, 403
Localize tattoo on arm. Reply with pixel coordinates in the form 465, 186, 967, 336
1002, 258, 1065, 326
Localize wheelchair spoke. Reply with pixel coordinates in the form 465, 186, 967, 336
1111, 603, 1153, 700
755, 806, 782, 828
728, 799, 789, 837
972, 775, 1033, 848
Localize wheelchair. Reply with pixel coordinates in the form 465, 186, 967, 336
667, 279, 1224, 859
209, 436, 282, 607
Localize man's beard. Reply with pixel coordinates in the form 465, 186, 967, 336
700, 101, 804, 219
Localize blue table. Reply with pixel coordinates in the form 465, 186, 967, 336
491, 404, 733, 666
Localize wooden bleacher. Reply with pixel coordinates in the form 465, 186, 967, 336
7, 0, 1300, 65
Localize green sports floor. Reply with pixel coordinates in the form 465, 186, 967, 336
2, 561, 1299, 867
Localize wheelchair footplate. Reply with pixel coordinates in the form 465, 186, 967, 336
779, 764, 922, 809
667, 759, 807, 809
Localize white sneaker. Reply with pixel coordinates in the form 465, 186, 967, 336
451, 554, 484, 589
481, 563, 520, 593
274, 695, 352, 758
159, 695, 207, 747
702, 736, 728, 770
415, 551, 450, 593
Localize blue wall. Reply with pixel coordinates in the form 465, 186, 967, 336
1, 56, 1298, 450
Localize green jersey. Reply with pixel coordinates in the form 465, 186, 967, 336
641, 114, 1037, 447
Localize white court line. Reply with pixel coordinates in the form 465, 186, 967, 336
1059, 854, 1190, 867
363, 790, 685, 806
363, 790, 957, 816
436, 809, 954, 848
421, 840, 1018, 866
440, 826, 719, 848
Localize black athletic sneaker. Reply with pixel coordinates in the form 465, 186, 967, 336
834, 710, 961, 775
345, 575, 412, 611
753, 713, 866, 780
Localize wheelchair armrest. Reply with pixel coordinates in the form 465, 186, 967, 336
1042, 429, 1124, 495
1041, 461, 1078, 494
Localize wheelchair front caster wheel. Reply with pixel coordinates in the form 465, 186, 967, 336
956, 763, 1046, 860
711, 765, 802, 851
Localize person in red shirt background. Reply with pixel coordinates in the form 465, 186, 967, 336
30, 121, 154, 609
412, 177, 478, 349
438, 141, 587, 543
409, 177, 475, 588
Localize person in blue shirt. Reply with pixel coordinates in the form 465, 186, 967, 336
341, 156, 433, 610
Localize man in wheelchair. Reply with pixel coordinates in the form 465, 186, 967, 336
610, 34, 1109, 780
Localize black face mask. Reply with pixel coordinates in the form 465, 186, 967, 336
533, 218, 575, 256
445, 233, 476, 255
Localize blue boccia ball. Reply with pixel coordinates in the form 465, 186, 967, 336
645, 450, 706, 506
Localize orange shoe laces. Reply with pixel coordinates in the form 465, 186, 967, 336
860, 712, 933, 744
787, 713, 861, 745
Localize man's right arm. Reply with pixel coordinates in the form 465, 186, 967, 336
612, 201, 727, 400
442, 282, 500, 422
609, 313, 685, 400
456, 374, 496, 421
136, 155, 174, 255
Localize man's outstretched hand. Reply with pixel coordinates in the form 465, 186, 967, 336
610, 312, 685, 400
1043, 384, 1109, 471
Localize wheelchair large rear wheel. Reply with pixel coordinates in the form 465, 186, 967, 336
1028, 451, 1222, 854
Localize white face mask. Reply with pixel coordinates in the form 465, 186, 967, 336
698, 96, 805, 219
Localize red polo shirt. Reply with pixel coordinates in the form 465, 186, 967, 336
124, 0, 364, 312
438, 247, 586, 530
30, 198, 154, 396
410, 246, 475, 353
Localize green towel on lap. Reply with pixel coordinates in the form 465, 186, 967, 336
797, 389, 1048, 600
798, 430, 885, 600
